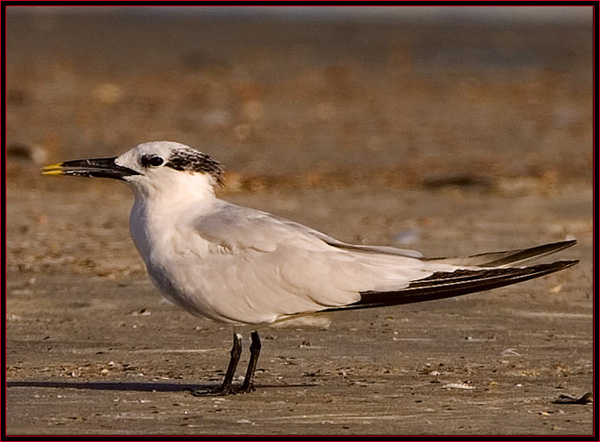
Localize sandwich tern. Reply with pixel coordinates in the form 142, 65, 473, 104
43, 141, 578, 394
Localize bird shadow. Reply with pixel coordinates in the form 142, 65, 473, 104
7, 380, 316, 397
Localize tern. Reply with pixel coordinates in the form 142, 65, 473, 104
43, 141, 578, 394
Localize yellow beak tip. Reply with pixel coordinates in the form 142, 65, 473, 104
41, 163, 65, 175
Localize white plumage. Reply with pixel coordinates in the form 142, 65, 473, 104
117, 142, 455, 324
42, 140, 577, 394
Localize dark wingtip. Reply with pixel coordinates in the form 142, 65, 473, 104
557, 239, 577, 248
478, 240, 578, 267
555, 259, 579, 269
335, 259, 581, 312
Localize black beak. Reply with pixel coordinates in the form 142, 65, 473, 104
42, 157, 140, 180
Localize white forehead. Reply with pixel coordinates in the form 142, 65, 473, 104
115, 141, 191, 167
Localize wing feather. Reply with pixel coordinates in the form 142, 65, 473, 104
189, 201, 577, 324
190, 201, 433, 322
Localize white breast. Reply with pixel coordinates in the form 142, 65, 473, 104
129, 196, 227, 321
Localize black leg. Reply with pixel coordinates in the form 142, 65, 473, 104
239, 331, 261, 393
214, 332, 243, 395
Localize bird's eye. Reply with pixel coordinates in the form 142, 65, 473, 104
142, 155, 164, 168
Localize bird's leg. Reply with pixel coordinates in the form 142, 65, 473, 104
239, 331, 262, 393
214, 332, 243, 395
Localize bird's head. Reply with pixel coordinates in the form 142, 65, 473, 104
42, 141, 224, 200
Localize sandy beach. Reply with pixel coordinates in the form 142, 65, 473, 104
6, 9, 593, 435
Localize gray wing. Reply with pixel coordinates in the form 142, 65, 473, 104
193, 202, 329, 252
190, 201, 434, 321
189, 201, 577, 324
194, 201, 423, 257
194, 201, 574, 266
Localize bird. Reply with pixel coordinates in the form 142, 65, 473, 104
42, 141, 578, 395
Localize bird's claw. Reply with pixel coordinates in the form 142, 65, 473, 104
212, 384, 237, 396
237, 382, 256, 394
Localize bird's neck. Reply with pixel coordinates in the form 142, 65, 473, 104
128, 173, 217, 253
131, 172, 217, 211
129, 182, 217, 264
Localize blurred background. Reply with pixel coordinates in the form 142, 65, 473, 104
6, 6, 593, 188
6, 8, 594, 435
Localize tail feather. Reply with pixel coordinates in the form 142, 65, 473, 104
421, 240, 576, 268
327, 260, 578, 312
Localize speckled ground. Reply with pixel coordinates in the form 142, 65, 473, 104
6, 10, 593, 435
